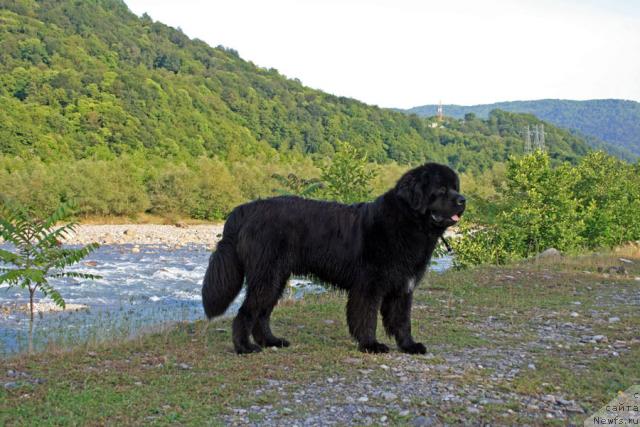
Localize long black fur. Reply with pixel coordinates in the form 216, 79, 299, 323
202, 163, 465, 354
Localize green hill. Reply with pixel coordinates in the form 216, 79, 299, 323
0, 0, 593, 218
405, 99, 640, 159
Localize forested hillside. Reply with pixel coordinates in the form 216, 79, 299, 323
405, 99, 640, 158
0, 0, 592, 219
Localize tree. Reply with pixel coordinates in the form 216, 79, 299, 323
0, 203, 100, 323
319, 142, 377, 204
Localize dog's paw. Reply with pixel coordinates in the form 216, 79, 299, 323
264, 338, 290, 348
235, 343, 263, 355
400, 342, 427, 355
359, 341, 390, 354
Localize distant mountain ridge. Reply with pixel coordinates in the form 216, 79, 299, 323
404, 99, 640, 158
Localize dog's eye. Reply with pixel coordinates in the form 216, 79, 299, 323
438, 187, 447, 195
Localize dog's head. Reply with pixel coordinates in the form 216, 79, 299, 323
395, 163, 465, 228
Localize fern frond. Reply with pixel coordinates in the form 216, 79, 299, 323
40, 283, 66, 309
0, 248, 20, 265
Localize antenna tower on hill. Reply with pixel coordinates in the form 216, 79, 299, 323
437, 101, 443, 121
524, 125, 532, 153
523, 124, 546, 153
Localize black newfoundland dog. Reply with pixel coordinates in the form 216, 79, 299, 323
202, 163, 465, 354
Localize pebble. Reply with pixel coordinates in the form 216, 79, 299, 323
413, 415, 435, 426
570, 312, 579, 317
608, 317, 620, 323
382, 392, 397, 401
4, 382, 19, 390
357, 396, 369, 402
580, 335, 608, 344
542, 394, 556, 403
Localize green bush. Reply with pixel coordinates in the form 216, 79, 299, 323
188, 157, 243, 220
317, 142, 377, 204
454, 151, 640, 267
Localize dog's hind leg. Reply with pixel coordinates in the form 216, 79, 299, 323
381, 291, 426, 354
232, 270, 269, 354
252, 274, 290, 348
347, 287, 388, 353
232, 297, 262, 354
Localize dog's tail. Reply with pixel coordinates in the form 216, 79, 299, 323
202, 214, 244, 319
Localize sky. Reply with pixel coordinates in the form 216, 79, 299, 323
124, 0, 640, 109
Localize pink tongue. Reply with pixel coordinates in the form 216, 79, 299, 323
451, 214, 460, 222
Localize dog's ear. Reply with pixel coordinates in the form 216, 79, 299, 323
396, 172, 428, 214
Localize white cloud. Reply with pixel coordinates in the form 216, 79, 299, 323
124, 0, 640, 108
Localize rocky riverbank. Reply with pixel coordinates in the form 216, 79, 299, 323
64, 224, 225, 248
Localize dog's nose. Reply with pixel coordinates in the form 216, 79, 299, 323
456, 195, 466, 206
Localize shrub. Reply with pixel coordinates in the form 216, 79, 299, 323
318, 142, 377, 204
454, 151, 640, 268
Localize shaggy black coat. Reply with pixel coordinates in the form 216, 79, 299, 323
202, 163, 465, 354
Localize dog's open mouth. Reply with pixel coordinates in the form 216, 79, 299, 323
431, 212, 462, 224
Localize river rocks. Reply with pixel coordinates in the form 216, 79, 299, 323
2, 302, 89, 316
64, 224, 224, 247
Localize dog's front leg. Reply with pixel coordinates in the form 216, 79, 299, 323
381, 290, 427, 354
346, 289, 389, 353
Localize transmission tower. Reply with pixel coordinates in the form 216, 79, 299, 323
524, 125, 532, 153
437, 101, 443, 121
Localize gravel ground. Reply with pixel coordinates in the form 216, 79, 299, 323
220, 284, 639, 426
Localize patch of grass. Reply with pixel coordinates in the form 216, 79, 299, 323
1, 248, 639, 425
